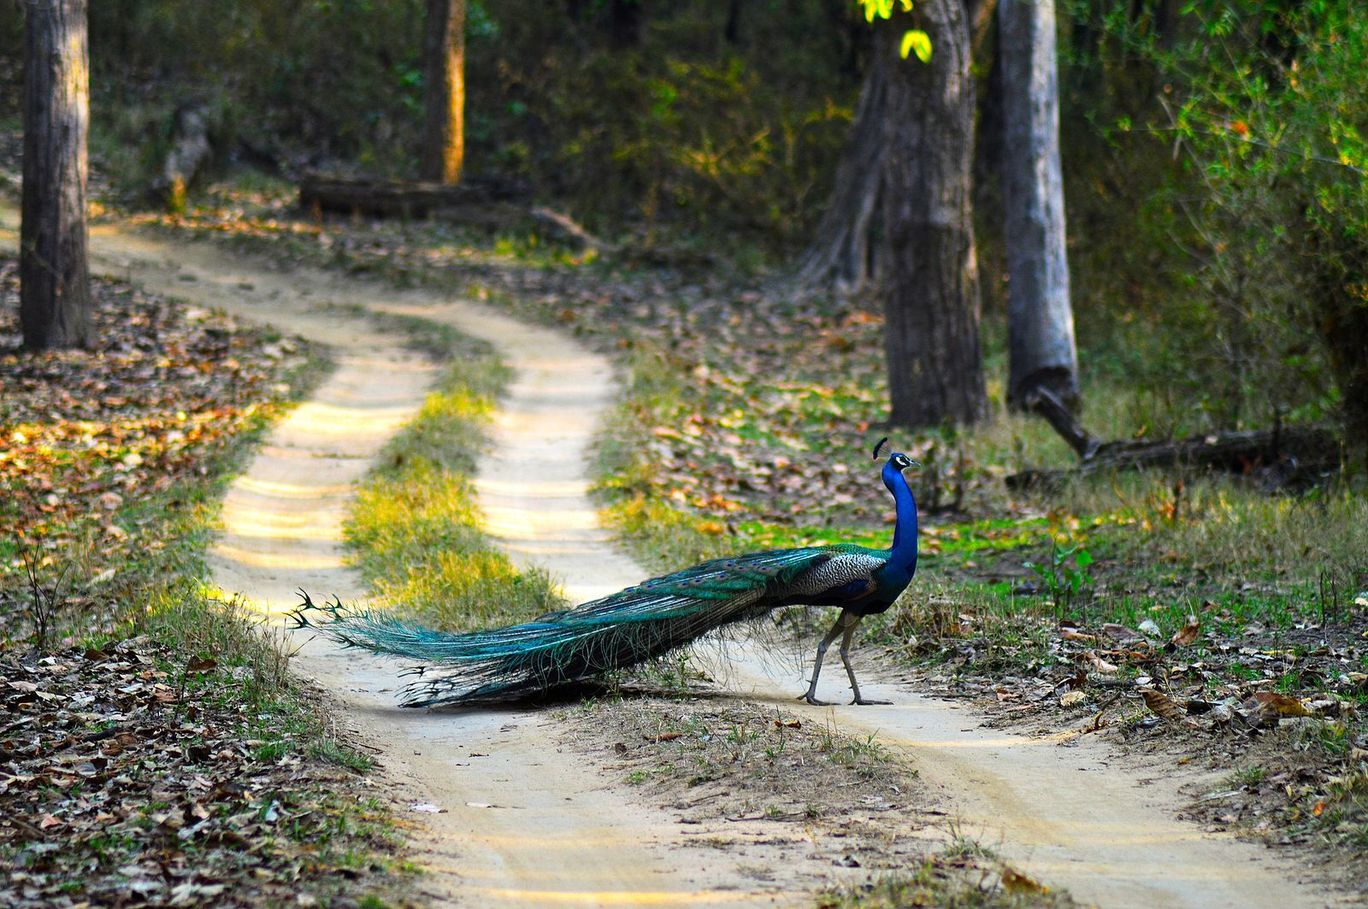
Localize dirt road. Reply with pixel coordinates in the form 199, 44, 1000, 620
1, 205, 1338, 908
32, 216, 792, 908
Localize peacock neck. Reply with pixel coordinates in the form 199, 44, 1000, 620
888, 472, 919, 571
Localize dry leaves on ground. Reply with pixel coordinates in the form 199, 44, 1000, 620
0, 638, 401, 908
0, 259, 313, 634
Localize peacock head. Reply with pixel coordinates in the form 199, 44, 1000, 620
872, 437, 919, 492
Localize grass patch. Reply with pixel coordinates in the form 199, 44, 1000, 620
344, 323, 567, 631
818, 855, 1073, 908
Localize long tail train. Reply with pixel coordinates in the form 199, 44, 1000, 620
291, 547, 824, 707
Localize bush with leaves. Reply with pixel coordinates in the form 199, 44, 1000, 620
1074, 1, 1366, 451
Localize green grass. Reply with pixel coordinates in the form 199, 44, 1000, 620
593, 344, 737, 572
343, 323, 567, 631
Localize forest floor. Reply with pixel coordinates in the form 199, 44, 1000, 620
0, 174, 1363, 908
139, 179, 1365, 898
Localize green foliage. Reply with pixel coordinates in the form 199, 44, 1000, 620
1023, 538, 1094, 614
900, 29, 932, 63
858, 0, 930, 63
20, 0, 868, 244
1059, 0, 1367, 442
83, 0, 427, 174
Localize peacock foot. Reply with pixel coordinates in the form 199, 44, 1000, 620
800, 693, 833, 706
851, 697, 892, 705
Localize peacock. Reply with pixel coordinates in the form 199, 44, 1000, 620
292, 438, 920, 708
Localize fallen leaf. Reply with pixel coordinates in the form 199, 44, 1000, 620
1248, 691, 1311, 718
1169, 618, 1200, 648
1084, 650, 1119, 673
1139, 687, 1186, 723
1102, 623, 1145, 644
1060, 690, 1088, 708
1001, 866, 1049, 895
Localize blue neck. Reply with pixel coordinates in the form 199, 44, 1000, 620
884, 464, 919, 572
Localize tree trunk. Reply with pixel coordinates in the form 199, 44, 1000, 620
1306, 224, 1368, 466
792, 46, 888, 298
608, 0, 644, 49
421, 0, 465, 185
20, 0, 91, 352
880, 6, 987, 427
999, 0, 1078, 408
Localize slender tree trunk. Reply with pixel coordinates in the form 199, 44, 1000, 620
723, 0, 742, 44
792, 46, 888, 297
880, 5, 987, 427
20, 0, 91, 351
608, 0, 644, 49
1000, 0, 1078, 407
421, 0, 465, 184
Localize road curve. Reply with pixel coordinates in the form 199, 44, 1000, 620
0, 205, 1337, 909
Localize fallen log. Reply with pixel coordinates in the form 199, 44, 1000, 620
298, 174, 529, 219
1023, 387, 1100, 459
297, 176, 651, 262
1006, 424, 1341, 490
528, 206, 616, 255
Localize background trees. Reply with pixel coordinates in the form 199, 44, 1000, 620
0, 0, 1361, 450
999, 0, 1077, 410
19, 0, 91, 351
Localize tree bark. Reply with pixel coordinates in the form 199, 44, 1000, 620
421, 0, 465, 185
880, 6, 987, 427
20, 0, 91, 351
792, 46, 888, 298
999, 0, 1078, 408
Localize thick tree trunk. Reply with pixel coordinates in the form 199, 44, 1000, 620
880, 6, 987, 427
999, 0, 1078, 408
421, 0, 465, 185
20, 0, 91, 351
792, 48, 888, 298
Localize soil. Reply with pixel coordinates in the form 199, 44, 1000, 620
2, 202, 1351, 908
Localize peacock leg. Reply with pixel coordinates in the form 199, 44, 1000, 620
800, 611, 849, 706
840, 614, 891, 705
